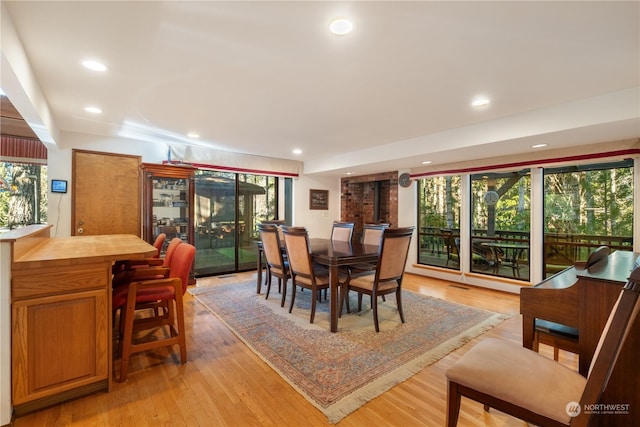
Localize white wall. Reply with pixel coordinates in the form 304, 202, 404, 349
291, 174, 341, 238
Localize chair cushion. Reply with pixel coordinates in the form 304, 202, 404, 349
348, 273, 398, 293
445, 338, 586, 424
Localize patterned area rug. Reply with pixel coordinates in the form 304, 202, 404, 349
189, 279, 506, 423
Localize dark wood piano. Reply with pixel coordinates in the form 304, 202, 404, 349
521, 249, 640, 426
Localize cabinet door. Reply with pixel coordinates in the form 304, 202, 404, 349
12, 289, 109, 405
151, 177, 191, 248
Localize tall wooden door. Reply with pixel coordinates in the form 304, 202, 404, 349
72, 150, 141, 236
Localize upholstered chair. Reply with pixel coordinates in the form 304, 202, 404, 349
340, 226, 415, 332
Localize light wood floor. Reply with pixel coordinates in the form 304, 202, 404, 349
12, 272, 578, 427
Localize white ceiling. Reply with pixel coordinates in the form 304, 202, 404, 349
2, 1, 639, 176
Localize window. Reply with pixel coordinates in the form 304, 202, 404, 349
543, 160, 633, 277
417, 176, 461, 269
0, 162, 48, 229
470, 170, 531, 281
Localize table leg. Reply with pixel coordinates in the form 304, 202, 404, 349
329, 264, 339, 333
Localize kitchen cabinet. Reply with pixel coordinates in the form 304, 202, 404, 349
5, 227, 156, 414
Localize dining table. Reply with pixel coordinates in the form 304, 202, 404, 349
480, 241, 529, 277
256, 237, 380, 332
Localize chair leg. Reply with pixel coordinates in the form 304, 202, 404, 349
265, 274, 272, 299
396, 290, 405, 324
310, 287, 317, 324
553, 347, 560, 361
372, 292, 380, 332
288, 282, 297, 313
280, 277, 288, 308
119, 296, 137, 382
339, 285, 349, 318
174, 294, 187, 364
446, 381, 462, 427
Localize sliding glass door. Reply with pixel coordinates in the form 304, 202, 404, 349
193, 170, 277, 276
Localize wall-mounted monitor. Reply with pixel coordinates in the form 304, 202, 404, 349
51, 179, 67, 193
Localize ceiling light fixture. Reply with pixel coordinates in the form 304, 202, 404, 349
531, 143, 548, 148
329, 18, 353, 35
421, 160, 432, 165
82, 59, 107, 72
84, 106, 102, 114
187, 132, 200, 138
292, 148, 302, 155
471, 97, 490, 107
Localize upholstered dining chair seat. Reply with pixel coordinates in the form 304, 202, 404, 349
347, 273, 400, 293
446, 337, 586, 424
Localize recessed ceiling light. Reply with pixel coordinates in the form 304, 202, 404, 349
531, 143, 548, 148
82, 59, 107, 72
187, 132, 200, 138
84, 106, 102, 114
292, 148, 302, 155
421, 160, 432, 165
471, 97, 490, 107
329, 18, 353, 35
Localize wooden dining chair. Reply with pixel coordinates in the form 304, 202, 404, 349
445, 266, 640, 427
112, 237, 182, 288
340, 226, 415, 332
259, 220, 286, 286
348, 223, 390, 277
330, 221, 354, 242
282, 226, 337, 323
258, 223, 290, 306
112, 233, 166, 275
112, 243, 195, 382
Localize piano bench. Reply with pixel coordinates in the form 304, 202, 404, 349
533, 319, 579, 362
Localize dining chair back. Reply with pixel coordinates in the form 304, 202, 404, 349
361, 223, 389, 247
152, 233, 167, 257
441, 229, 460, 267
112, 237, 183, 289
331, 221, 354, 242
113, 242, 195, 382
340, 226, 415, 332
258, 223, 290, 305
444, 266, 640, 427
282, 226, 331, 323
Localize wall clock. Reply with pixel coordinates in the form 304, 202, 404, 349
399, 173, 412, 188
483, 190, 499, 205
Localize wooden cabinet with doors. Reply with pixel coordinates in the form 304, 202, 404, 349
7, 228, 156, 414
141, 163, 195, 252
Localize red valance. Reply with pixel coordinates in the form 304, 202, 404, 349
0, 137, 47, 164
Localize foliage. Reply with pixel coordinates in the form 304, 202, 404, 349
0, 162, 48, 229
418, 161, 634, 239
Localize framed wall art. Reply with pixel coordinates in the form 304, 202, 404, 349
309, 189, 329, 210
